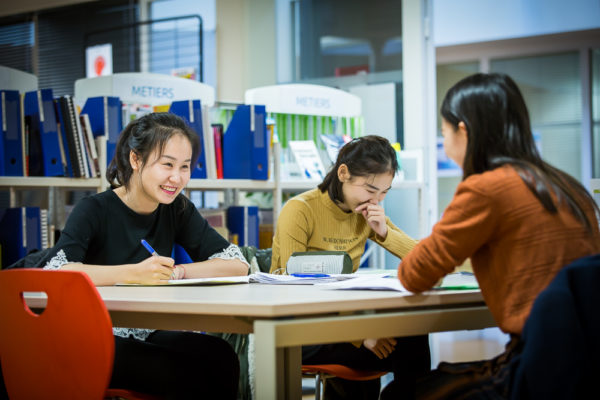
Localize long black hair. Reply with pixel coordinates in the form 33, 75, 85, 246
106, 112, 201, 189
318, 135, 399, 203
441, 72, 599, 232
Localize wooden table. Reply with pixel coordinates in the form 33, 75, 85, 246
27, 283, 495, 399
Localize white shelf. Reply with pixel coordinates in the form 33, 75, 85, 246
186, 179, 275, 191
0, 176, 103, 189
279, 180, 322, 191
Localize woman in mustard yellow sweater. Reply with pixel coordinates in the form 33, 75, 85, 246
271, 135, 430, 400
396, 73, 600, 399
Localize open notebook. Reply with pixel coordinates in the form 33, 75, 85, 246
116, 276, 250, 286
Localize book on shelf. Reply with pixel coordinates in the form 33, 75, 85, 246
198, 208, 229, 240
0, 90, 24, 176
211, 123, 224, 179
81, 96, 122, 168
79, 113, 100, 177
222, 105, 269, 180
289, 140, 327, 181
168, 99, 210, 179
53, 98, 74, 177
55, 95, 89, 177
23, 89, 64, 177
226, 206, 259, 247
0, 207, 48, 268
201, 105, 217, 179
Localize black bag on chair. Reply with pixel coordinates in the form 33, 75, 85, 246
6, 248, 52, 269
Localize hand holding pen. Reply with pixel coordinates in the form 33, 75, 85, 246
140, 239, 179, 281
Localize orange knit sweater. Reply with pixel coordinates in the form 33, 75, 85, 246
398, 166, 600, 335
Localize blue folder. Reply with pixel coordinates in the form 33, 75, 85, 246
222, 105, 268, 180
0, 207, 43, 268
169, 99, 208, 179
24, 89, 64, 177
226, 206, 259, 247
1, 90, 24, 176
80, 96, 122, 167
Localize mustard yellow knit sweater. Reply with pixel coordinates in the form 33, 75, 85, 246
270, 188, 417, 273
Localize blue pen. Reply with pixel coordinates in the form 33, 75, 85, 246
290, 273, 330, 278
141, 239, 159, 257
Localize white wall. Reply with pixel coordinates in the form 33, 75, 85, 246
433, 0, 600, 47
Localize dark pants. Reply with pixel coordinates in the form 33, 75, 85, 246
0, 331, 239, 400
112, 330, 240, 399
303, 335, 431, 400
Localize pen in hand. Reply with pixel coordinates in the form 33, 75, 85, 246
141, 239, 159, 256
141, 239, 176, 280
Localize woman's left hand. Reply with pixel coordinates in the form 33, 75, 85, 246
355, 201, 388, 239
172, 265, 186, 280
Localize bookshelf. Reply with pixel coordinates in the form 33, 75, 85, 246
246, 84, 427, 267
1, 75, 426, 259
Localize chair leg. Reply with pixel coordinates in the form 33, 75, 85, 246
315, 373, 322, 400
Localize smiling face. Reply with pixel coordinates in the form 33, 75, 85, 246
337, 164, 394, 212
129, 133, 192, 213
441, 118, 468, 169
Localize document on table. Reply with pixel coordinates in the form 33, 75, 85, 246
248, 271, 357, 285
319, 272, 479, 292
116, 275, 250, 286
319, 274, 405, 291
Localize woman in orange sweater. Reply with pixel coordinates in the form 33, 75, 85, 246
394, 72, 600, 399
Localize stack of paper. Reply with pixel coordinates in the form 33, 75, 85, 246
319, 272, 479, 292
248, 272, 357, 285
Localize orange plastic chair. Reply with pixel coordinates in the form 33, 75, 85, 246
0, 269, 160, 400
302, 364, 387, 400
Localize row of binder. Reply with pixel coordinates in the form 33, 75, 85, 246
169, 100, 270, 180
0, 89, 123, 178
1, 89, 270, 180
0, 207, 49, 268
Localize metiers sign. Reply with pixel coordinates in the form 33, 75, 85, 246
245, 84, 361, 117
74, 73, 215, 107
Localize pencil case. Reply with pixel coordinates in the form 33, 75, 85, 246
286, 251, 353, 275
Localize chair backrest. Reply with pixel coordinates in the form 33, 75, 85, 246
0, 269, 114, 400
302, 364, 386, 381
511, 253, 600, 399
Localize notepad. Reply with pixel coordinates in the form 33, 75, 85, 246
116, 276, 250, 286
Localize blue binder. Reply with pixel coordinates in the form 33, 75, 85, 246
0, 94, 5, 176
1, 90, 24, 176
222, 105, 269, 180
226, 206, 259, 247
24, 89, 64, 177
0, 207, 43, 268
168, 99, 208, 179
80, 96, 122, 167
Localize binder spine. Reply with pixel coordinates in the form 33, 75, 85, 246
64, 96, 86, 177
40, 209, 49, 249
